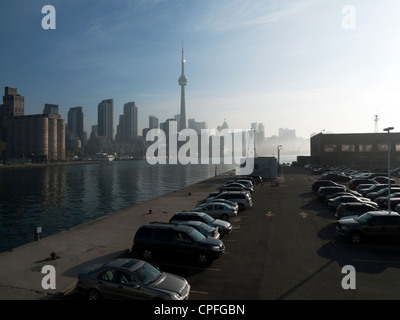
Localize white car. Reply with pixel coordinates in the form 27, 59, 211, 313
192, 202, 238, 221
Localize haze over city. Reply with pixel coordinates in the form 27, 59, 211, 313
1, 0, 400, 139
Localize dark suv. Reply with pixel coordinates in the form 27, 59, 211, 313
336, 211, 400, 244
132, 223, 225, 265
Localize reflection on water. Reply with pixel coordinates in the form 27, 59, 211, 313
0, 161, 235, 253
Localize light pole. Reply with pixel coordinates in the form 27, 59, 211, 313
277, 145, 282, 177
384, 127, 394, 213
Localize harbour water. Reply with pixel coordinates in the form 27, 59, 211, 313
0, 160, 237, 253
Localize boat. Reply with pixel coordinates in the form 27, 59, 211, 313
91, 152, 115, 162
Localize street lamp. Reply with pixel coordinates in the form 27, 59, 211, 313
277, 145, 282, 177
383, 127, 394, 213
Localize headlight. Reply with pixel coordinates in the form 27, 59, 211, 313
211, 246, 221, 251
171, 293, 181, 300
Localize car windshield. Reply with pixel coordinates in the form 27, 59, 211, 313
187, 228, 207, 241
355, 213, 373, 224
201, 214, 215, 223
198, 222, 214, 232
132, 262, 163, 285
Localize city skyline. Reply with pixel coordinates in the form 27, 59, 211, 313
1, 1, 400, 139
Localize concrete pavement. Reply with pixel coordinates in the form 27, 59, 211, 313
0, 171, 236, 300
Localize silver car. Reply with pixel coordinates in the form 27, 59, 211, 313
77, 258, 190, 300
193, 202, 238, 221
174, 220, 221, 239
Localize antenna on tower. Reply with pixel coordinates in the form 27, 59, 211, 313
374, 115, 379, 133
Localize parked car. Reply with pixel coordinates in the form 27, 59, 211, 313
327, 195, 375, 211
235, 179, 254, 189
321, 172, 351, 182
77, 258, 190, 300
324, 190, 363, 202
173, 220, 220, 239
207, 191, 253, 211
132, 222, 225, 265
366, 187, 400, 201
335, 202, 380, 220
191, 202, 238, 221
374, 192, 400, 208
199, 198, 239, 212
372, 176, 395, 184
316, 186, 347, 201
169, 211, 233, 236
220, 182, 253, 193
311, 180, 342, 191
348, 179, 378, 190
336, 211, 400, 244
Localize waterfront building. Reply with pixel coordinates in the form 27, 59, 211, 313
2, 113, 65, 161
98, 99, 114, 141
178, 44, 188, 132
310, 132, 400, 167
1, 87, 24, 117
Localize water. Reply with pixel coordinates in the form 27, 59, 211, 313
0, 160, 236, 253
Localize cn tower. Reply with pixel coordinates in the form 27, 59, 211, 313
178, 43, 188, 131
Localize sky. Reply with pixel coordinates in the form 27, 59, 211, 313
1, 0, 400, 140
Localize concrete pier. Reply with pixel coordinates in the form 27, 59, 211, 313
0, 171, 236, 300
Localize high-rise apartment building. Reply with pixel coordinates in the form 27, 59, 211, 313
149, 116, 159, 129
98, 99, 114, 141
1, 87, 24, 117
116, 102, 138, 143
67, 106, 85, 150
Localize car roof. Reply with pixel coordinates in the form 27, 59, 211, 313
365, 211, 400, 216
104, 258, 145, 272
143, 222, 193, 232
174, 211, 206, 216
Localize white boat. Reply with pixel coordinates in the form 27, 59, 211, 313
91, 152, 115, 162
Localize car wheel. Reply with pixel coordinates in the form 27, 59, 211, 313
88, 289, 102, 301
197, 253, 209, 265
142, 249, 153, 260
221, 213, 229, 221
350, 232, 362, 244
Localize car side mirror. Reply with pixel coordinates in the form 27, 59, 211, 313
131, 283, 140, 289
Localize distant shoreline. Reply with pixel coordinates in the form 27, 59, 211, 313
0, 160, 99, 169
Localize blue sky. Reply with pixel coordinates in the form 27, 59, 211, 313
1, 0, 400, 139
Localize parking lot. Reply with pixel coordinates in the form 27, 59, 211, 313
67, 165, 400, 300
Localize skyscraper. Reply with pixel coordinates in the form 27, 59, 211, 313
67, 106, 85, 150
98, 99, 114, 141
117, 102, 138, 143
178, 43, 188, 132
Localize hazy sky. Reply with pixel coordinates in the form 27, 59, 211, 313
1, 0, 400, 139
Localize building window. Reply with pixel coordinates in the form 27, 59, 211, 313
341, 144, 355, 152
324, 144, 337, 152
359, 144, 373, 152
377, 143, 388, 152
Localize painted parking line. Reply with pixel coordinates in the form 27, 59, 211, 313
190, 290, 208, 295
